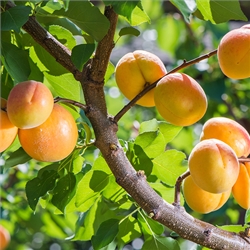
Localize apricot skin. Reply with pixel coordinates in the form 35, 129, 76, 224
218, 26, 250, 79
0, 98, 18, 152
7, 80, 54, 129
200, 117, 250, 157
188, 139, 239, 194
232, 162, 250, 209
115, 50, 167, 107
154, 73, 207, 126
0, 225, 10, 250
18, 104, 78, 162
183, 175, 231, 214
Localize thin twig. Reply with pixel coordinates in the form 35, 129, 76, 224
114, 49, 218, 123
54, 97, 89, 112
173, 171, 190, 207
238, 157, 250, 163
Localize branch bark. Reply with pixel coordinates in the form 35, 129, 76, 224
6, 1, 250, 249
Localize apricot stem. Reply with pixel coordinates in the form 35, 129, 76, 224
238, 157, 250, 163
114, 49, 218, 123
54, 97, 88, 112
173, 171, 190, 207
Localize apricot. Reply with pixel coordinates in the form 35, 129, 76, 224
154, 73, 207, 126
7, 80, 54, 129
115, 50, 167, 107
200, 117, 250, 157
183, 175, 231, 214
18, 104, 78, 162
217, 26, 250, 79
0, 98, 18, 152
188, 139, 239, 193
0, 225, 10, 250
232, 162, 250, 209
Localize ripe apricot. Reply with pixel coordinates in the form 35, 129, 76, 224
18, 104, 78, 162
0, 225, 10, 250
7, 80, 54, 129
115, 50, 167, 107
200, 117, 250, 157
232, 162, 250, 209
0, 98, 18, 152
154, 73, 207, 126
183, 175, 231, 214
217, 26, 250, 79
188, 139, 239, 193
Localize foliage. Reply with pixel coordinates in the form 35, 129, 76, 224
1, 0, 250, 249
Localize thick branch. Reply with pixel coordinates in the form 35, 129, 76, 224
10, 1, 250, 249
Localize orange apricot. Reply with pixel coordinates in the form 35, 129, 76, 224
183, 175, 231, 214
0, 98, 18, 152
0, 225, 10, 250
154, 73, 207, 126
18, 104, 78, 162
115, 50, 167, 107
7, 80, 54, 129
200, 117, 250, 157
188, 139, 239, 193
217, 26, 250, 79
232, 162, 250, 209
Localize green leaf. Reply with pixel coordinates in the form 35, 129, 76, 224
218, 225, 248, 233
130, 4, 150, 26
117, 216, 141, 245
71, 44, 95, 71
170, 0, 196, 23
26, 170, 59, 210
245, 209, 250, 224
54, 1, 110, 42
152, 150, 188, 186
119, 27, 140, 37
142, 235, 180, 250
51, 173, 77, 213
3, 147, 31, 168
1, 6, 32, 32
92, 219, 119, 250
1, 41, 31, 83
196, 0, 247, 24
75, 170, 110, 207
105, 61, 115, 83
135, 131, 166, 159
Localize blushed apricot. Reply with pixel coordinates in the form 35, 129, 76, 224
0, 98, 18, 152
154, 73, 207, 126
0, 225, 10, 250
200, 117, 250, 157
18, 104, 78, 162
232, 162, 250, 209
115, 50, 167, 107
183, 175, 231, 214
7, 80, 54, 129
188, 139, 239, 193
217, 26, 250, 79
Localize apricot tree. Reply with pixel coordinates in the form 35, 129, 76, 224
1, 1, 250, 249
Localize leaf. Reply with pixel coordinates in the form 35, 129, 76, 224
117, 216, 141, 245
142, 235, 180, 250
1, 6, 32, 32
1, 41, 31, 83
71, 44, 95, 71
51, 173, 77, 213
104, 61, 115, 83
92, 219, 119, 250
75, 170, 110, 207
170, 0, 196, 23
26, 170, 59, 210
118, 27, 140, 37
152, 150, 188, 186
218, 225, 248, 233
4, 147, 31, 168
135, 131, 166, 159
245, 209, 250, 224
54, 1, 110, 42
196, 0, 247, 24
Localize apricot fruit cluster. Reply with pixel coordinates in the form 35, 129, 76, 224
1, 80, 78, 162
115, 50, 207, 126
183, 117, 250, 213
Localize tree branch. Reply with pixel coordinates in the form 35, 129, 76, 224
8, 1, 250, 249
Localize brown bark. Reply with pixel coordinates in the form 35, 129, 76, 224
5, 1, 250, 249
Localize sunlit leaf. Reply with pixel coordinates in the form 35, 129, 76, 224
245, 209, 250, 224
218, 225, 248, 233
